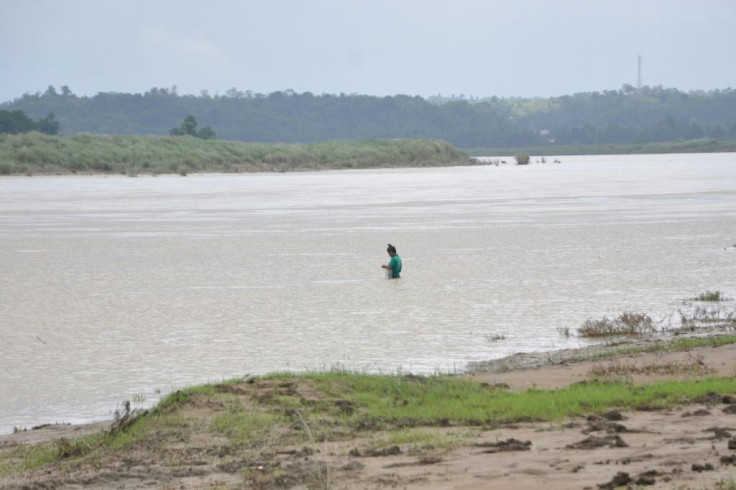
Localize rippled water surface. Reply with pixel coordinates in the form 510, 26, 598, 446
2, 153, 735, 433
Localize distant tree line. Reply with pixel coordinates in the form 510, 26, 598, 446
513, 85, 736, 145
0, 109, 59, 135
2, 84, 736, 149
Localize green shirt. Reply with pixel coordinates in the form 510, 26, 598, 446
388, 254, 402, 279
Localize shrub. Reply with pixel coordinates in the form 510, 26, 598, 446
515, 153, 530, 165
694, 291, 725, 302
578, 312, 655, 337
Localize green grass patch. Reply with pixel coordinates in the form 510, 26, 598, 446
105, 413, 162, 450
10, 444, 59, 472
212, 406, 285, 448
154, 384, 217, 411
5, 371, 736, 474
1, 432, 104, 472
0, 132, 472, 175
595, 335, 736, 359
668, 334, 736, 350
302, 372, 736, 428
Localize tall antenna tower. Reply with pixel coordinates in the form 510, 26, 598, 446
637, 55, 642, 90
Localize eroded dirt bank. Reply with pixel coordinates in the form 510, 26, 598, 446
2, 342, 735, 489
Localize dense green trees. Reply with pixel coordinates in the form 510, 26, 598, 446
516, 86, 736, 146
2, 85, 736, 149
0, 110, 36, 133
170, 115, 216, 139
0, 110, 59, 135
36, 113, 60, 135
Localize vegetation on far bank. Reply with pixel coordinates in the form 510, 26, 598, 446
467, 137, 736, 157
0, 109, 59, 136
4, 84, 736, 151
169, 114, 216, 140
0, 132, 472, 176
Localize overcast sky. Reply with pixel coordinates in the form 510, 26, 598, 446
2, 0, 735, 103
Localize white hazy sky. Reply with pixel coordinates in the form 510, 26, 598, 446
2, 0, 735, 103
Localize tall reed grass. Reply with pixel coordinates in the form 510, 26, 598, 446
0, 132, 472, 175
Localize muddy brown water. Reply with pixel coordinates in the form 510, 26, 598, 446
1, 153, 735, 432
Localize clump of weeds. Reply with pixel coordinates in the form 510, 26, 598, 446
578, 312, 655, 338
693, 290, 728, 302
677, 305, 736, 332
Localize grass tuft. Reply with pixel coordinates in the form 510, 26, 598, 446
693, 290, 727, 302
212, 407, 284, 448
578, 312, 654, 337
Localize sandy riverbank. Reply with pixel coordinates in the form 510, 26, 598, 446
2, 339, 736, 489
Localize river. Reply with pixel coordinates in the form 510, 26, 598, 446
1, 153, 735, 433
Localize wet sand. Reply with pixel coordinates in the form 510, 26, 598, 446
2, 341, 736, 489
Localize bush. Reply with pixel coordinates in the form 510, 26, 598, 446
693, 291, 725, 302
578, 312, 655, 337
515, 153, 530, 165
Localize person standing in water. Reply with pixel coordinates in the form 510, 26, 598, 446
381, 243, 402, 279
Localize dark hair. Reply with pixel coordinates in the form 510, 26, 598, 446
387, 243, 397, 254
